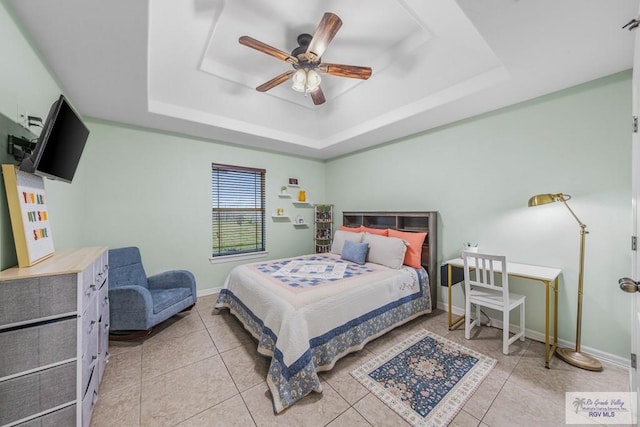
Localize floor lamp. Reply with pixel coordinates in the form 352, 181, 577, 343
528, 193, 603, 372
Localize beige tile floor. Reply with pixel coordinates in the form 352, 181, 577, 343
91, 294, 630, 427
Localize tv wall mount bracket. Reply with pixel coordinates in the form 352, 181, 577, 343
7, 135, 36, 163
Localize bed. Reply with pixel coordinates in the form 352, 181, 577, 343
214, 211, 438, 413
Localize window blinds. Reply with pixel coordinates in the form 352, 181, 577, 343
211, 164, 266, 257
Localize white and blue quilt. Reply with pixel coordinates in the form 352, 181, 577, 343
214, 253, 431, 413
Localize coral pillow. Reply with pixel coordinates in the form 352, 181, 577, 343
388, 229, 427, 269
361, 226, 389, 236
339, 225, 363, 233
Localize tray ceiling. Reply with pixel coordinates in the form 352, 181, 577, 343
7, 0, 638, 159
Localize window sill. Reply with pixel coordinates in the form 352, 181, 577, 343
209, 251, 269, 264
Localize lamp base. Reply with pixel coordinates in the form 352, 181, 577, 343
555, 347, 603, 371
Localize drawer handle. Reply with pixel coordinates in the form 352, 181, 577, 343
92, 354, 98, 361
92, 390, 99, 406
88, 320, 96, 332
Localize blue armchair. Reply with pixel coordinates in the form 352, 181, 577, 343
108, 247, 197, 335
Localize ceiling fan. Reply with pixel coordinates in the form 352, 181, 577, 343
239, 12, 373, 105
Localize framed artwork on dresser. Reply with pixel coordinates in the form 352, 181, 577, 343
2, 164, 55, 267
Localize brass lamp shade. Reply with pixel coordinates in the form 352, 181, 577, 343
528, 193, 569, 207
527, 192, 602, 372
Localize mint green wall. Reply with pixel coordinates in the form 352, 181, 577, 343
326, 71, 632, 358
50, 120, 326, 291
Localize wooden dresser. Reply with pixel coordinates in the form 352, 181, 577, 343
0, 247, 109, 427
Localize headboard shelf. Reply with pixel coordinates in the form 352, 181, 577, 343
342, 211, 438, 310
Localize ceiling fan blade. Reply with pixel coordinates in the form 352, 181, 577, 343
306, 13, 342, 61
239, 36, 298, 65
310, 87, 326, 105
256, 70, 295, 92
319, 63, 372, 80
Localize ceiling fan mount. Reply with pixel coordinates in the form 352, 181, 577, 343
292, 33, 312, 55
291, 34, 318, 67
238, 13, 373, 105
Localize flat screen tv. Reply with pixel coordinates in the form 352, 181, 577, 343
19, 95, 90, 183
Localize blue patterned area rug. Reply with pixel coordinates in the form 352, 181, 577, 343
351, 329, 496, 426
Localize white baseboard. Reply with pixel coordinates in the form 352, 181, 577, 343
437, 301, 630, 369
197, 286, 223, 297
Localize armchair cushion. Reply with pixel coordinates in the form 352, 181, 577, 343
150, 288, 192, 314
108, 247, 197, 331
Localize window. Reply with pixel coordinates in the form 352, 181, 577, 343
211, 163, 266, 258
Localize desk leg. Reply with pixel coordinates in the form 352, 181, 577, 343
544, 280, 550, 368
542, 279, 559, 369
448, 264, 464, 330
552, 277, 559, 363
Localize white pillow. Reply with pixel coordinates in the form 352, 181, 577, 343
363, 233, 407, 269
331, 231, 364, 255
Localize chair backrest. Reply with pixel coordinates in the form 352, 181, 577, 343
108, 246, 148, 289
463, 252, 509, 299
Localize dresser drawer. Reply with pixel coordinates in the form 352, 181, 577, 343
98, 277, 109, 315
95, 254, 108, 290
82, 366, 99, 427
15, 404, 76, 427
0, 274, 77, 327
0, 362, 76, 426
0, 318, 76, 379
81, 264, 97, 313
81, 301, 99, 395
98, 283, 110, 384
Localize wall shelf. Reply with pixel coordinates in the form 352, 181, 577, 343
272, 214, 290, 221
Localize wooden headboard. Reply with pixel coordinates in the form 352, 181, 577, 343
342, 211, 438, 310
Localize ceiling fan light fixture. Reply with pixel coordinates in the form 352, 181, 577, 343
291, 69, 307, 92
305, 69, 321, 92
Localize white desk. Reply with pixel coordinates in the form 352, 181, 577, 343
445, 257, 562, 368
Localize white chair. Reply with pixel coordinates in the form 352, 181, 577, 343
463, 252, 526, 355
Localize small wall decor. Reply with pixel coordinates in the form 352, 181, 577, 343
298, 190, 306, 202
288, 178, 299, 187
2, 164, 55, 267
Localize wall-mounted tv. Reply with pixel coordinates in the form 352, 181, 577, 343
19, 95, 90, 183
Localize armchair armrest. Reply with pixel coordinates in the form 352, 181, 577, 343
108, 285, 154, 330
147, 270, 196, 292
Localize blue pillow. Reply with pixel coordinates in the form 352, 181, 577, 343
341, 240, 369, 265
